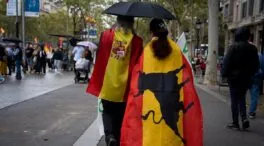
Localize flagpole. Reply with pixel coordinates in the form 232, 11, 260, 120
15, 0, 19, 38
21, 0, 25, 61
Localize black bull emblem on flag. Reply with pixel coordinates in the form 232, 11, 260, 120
134, 64, 194, 144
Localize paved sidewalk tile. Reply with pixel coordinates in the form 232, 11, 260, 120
197, 83, 264, 115
0, 84, 97, 146
0, 72, 74, 109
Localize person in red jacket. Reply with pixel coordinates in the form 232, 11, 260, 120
87, 16, 143, 146
200, 58, 206, 76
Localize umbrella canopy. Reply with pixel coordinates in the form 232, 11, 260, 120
77, 41, 97, 50
2, 38, 22, 43
48, 34, 74, 38
104, 2, 176, 20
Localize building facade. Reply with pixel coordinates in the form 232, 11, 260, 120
40, 0, 63, 13
222, 0, 264, 53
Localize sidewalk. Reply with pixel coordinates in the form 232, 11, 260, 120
0, 71, 74, 109
0, 84, 97, 146
196, 81, 264, 115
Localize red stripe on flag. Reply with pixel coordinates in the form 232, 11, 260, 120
182, 54, 203, 146
121, 55, 143, 146
86, 29, 114, 96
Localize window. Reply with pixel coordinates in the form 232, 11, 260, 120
224, 4, 229, 17
260, 0, 264, 12
248, 0, 254, 16
242, 2, 248, 18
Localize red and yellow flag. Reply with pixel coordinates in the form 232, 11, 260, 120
87, 28, 143, 102
121, 38, 203, 146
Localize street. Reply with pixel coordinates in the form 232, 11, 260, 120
0, 74, 264, 146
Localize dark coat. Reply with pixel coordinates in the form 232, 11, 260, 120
52, 50, 63, 61
222, 28, 259, 87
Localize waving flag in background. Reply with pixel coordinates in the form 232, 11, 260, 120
121, 38, 203, 146
177, 32, 190, 63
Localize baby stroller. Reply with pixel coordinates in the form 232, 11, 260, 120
74, 58, 90, 84
75, 69, 89, 83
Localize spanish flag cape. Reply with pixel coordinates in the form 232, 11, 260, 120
87, 28, 143, 102
121, 38, 203, 146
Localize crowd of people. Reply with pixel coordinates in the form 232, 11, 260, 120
0, 42, 93, 83
191, 56, 207, 77
0, 43, 23, 81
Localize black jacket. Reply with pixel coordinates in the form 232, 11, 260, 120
52, 50, 63, 61
222, 28, 259, 86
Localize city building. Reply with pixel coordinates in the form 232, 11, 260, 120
222, 0, 264, 53
40, 0, 63, 13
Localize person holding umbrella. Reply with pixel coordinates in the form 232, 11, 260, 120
120, 19, 203, 146
86, 15, 143, 146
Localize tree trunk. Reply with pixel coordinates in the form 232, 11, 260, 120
73, 9, 76, 36
204, 0, 219, 85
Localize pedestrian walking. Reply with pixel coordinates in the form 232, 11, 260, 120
46, 49, 54, 71
6, 45, 14, 75
72, 45, 84, 72
25, 43, 34, 73
248, 53, 264, 119
222, 27, 259, 130
35, 45, 47, 74
13, 43, 23, 80
120, 19, 203, 146
52, 48, 63, 73
0, 44, 7, 76
86, 15, 143, 146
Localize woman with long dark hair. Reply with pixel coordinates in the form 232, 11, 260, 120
121, 19, 203, 146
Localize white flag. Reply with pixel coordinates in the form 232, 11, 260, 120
177, 33, 195, 77
177, 32, 190, 62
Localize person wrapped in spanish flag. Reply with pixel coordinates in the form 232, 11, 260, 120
86, 15, 143, 146
120, 19, 203, 146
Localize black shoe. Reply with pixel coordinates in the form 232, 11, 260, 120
248, 113, 256, 119
242, 119, 250, 129
107, 138, 117, 146
226, 123, 240, 130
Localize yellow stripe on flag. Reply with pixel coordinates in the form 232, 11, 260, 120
99, 28, 133, 102
142, 39, 184, 146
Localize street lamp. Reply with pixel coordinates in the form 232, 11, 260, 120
195, 19, 202, 57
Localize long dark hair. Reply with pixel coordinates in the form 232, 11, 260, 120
150, 19, 172, 60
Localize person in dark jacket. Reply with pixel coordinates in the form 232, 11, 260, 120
222, 27, 259, 130
25, 43, 34, 73
35, 45, 47, 74
13, 43, 23, 80
52, 48, 63, 73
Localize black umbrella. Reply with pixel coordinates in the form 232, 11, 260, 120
103, 2, 176, 20
2, 38, 22, 43
48, 34, 74, 38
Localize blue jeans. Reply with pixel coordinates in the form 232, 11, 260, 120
26, 57, 33, 67
249, 76, 262, 114
16, 60, 22, 78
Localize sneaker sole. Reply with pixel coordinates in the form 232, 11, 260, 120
108, 140, 117, 146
